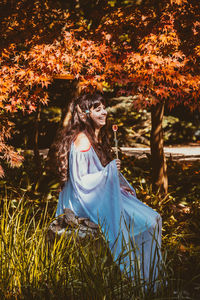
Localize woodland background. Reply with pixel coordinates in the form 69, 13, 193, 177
0, 0, 200, 299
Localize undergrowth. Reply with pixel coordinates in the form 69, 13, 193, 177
0, 154, 199, 299
0, 195, 183, 300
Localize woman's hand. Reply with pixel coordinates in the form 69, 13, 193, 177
121, 185, 136, 196
115, 159, 121, 171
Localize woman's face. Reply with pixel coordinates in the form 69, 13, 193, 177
89, 102, 107, 129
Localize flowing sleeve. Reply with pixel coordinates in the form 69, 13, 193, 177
68, 145, 122, 235
70, 150, 111, 191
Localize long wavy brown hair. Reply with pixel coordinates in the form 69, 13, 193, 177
49, 92, 113, 187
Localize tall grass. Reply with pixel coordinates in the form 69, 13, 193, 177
0, 194, 188, 300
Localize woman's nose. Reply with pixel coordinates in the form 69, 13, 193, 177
102, 108, 107, 115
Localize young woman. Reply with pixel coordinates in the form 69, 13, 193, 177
52, 92, 162, 283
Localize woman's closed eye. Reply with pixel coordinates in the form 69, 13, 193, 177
96, 107, 106, 113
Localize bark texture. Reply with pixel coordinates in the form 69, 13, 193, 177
150, 102, 168, 194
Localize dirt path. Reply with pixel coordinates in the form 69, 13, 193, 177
121, 146, 200, 161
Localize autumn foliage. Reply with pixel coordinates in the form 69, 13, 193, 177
100, 1, 200, 109
0, 0, 200, 178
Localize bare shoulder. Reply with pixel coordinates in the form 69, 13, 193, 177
74, 132, 91, 152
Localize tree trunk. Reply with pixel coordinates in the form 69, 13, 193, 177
150, 102, 168, 194
62, 79, 80, 127
33, 103, 41, 168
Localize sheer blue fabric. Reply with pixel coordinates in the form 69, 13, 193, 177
56, 142, 162, 282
